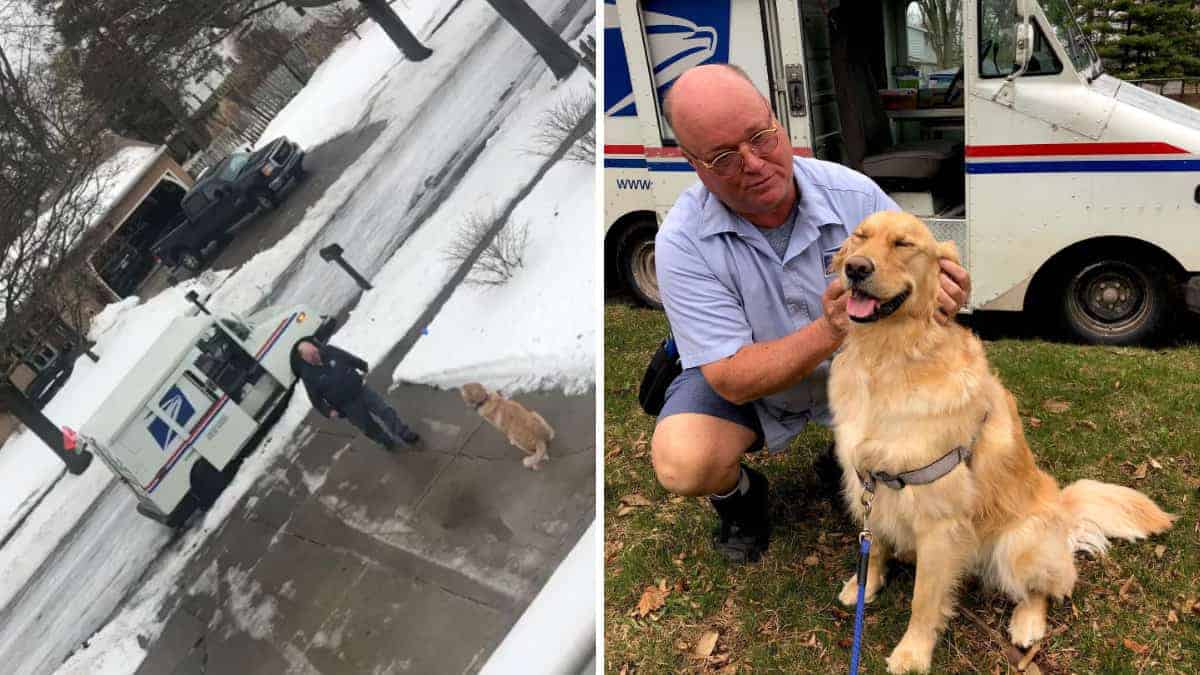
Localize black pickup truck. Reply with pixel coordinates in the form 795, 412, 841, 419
153, 137, 305, 271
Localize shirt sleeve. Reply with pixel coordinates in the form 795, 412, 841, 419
656, 225, 753, 369
870, 180, 901, 213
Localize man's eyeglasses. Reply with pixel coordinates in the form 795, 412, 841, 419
690, 126, 781, 177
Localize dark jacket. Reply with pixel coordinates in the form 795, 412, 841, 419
289, 339, 369, 416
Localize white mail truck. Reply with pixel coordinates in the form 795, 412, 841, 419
604, 0, 1200, 344
80, 303, 332, 527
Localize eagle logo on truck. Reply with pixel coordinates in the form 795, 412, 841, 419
604, 0, 731, 117
146, 386, 196, 451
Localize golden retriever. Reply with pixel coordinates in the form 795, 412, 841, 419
460, 382, 554, 470
828, 211, 1174, 673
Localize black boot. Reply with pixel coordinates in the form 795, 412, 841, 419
708, 464, 771, 564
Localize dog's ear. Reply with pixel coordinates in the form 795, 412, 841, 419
936, 239, 961, 266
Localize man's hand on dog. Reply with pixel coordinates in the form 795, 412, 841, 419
936, 259, 970, 325
822, 279, 850, 341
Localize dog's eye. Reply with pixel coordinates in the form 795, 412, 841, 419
853, 232, 867, 240
894, 239, 914, 248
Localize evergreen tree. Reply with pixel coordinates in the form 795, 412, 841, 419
1074, 0, 1200, 79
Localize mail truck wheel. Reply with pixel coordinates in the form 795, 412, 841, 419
617, 220, 662, 309
1062, 256, 1168, 345
191, 458, 229, 510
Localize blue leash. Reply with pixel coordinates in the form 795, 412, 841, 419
849, 533, 871, 673
850, 486, 876, 674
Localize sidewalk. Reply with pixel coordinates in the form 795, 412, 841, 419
136, 329, 594, 674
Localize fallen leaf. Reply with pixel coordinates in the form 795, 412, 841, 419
1149, 457, 1163, 470
635, 584, 669, 617
617, 505, 635, 517
1168, 610, 1179, 624
604, 446, 622, 460
838, 637, 853, 648
693, 629, 719, 657
709, 652, 731, 666
804, 554, 820, 567
620, 493, 653, 507
1155, 544, 1166, 559
1119, 576, 1138, 600
1079, 419, 1097, 431
1132, 463, 1148, 480
1042, 398, 1071, 414
1123, 637, 1149, 655
1029, 416, 1043, 428
1114, 380, 1121, 389
670, 495, 685, 503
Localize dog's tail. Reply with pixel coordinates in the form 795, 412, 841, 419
1059, 479, 1175, 555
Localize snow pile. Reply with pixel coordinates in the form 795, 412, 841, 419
338, 66, 596, 395
253, 2, 453, 150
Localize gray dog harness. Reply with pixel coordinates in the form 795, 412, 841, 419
857, 413, 989, 493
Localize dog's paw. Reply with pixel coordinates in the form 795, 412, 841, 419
886, 639, 933, 674
838, 573, 882, 606
1008, 605, 1047, 648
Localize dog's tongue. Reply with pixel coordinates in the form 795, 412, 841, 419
847, 294, 879, 319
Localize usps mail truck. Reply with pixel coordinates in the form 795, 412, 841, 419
604, 0, 1200, 344
79, 304, 332, 527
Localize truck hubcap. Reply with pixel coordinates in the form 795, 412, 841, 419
1073, 261, 1147, 327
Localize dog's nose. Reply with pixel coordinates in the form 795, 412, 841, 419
844, 256, 874, 282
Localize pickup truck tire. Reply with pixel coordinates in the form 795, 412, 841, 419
178, 249, 203, 272
191, 457, 230, 510
254, 189, 278, 211
616, 219, 663, 309
1061, 255, 1169, 345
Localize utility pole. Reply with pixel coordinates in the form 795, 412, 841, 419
288, 0, 432, 61
482, 0, 579, 80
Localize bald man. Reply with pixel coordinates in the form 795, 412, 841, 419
652, 64, 970, 563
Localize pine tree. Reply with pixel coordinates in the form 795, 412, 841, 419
1074, 0, 1200, 79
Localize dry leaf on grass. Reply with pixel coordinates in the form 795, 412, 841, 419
1149, 457, 1163, 470
1118, 576, 1139, 601
1123, 638, 1149, 655
1042, 398, 1072, 414
635, 580, 669, 617
1029, 416, 1043, 429
621, 493, 653, 507
1078, 419, 1097, 431
1132, 463, 1148, 480
804, 554, 820, 567
1154, 544, 1166, 559
1168, 609, 1179, 624
604, 446, 622, 460
693, 629, 720, 657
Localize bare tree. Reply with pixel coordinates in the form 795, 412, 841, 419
443, 212, 530, 287
915, 0, 963, 69
0, 36, 106, 470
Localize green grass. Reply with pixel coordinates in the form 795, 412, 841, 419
604, 301, 1200, 674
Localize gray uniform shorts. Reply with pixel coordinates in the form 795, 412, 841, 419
657, 368, 765, 452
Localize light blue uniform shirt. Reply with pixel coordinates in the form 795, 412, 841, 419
655, 157, 900, 450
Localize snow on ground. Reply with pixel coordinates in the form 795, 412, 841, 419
252, 2, 451, 151
0, 277, 220, 551
336, 65, 595, 396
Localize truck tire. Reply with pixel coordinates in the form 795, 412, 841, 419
254, 189, 278, 211
163, 494, 199, 529
178, 249, 203, 272
190, 457, 229, 510
1061, 255, 1169, 345
616, 220, 662, 309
